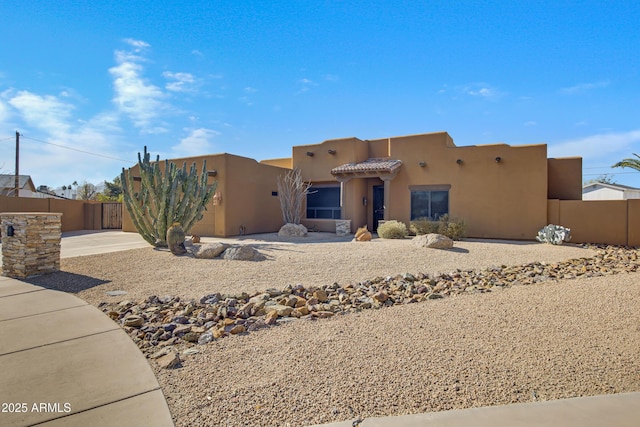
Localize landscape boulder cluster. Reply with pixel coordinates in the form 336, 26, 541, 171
99, 244, 639, 369
189, 242, 265, 261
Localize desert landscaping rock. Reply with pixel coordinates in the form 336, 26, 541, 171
31, 238, 640, 426
413, 233, 454, 249
96, 245, 639, 363
191, 242, 229, 259
278, 223, 308, 237
156, 351, 181, 369
221, 245, 265, 261
106, 290, 128, 296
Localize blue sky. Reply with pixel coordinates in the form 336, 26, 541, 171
1, 1, 639, 189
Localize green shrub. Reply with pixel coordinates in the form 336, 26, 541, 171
437, 214, 467, 240
410, 214, 467, 240
410, 217, 439, 235
378, 220, 408, 239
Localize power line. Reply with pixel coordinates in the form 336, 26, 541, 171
583, 166, 620, 170
20, 135, 135, 163
0, 136, 15, 142
583, 171, 640, 176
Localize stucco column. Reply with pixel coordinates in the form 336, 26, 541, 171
336, 176, 350, 219
379, 169, 399, 221
381, 177, 392, 220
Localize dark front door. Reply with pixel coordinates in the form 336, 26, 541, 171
372, 185, 384, 232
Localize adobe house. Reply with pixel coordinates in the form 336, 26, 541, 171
123, 131, 582, 239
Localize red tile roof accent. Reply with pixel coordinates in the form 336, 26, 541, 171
331, 158, 402, 175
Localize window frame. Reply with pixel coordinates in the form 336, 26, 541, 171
409, 185, 451, 220
306, 184, 341, 219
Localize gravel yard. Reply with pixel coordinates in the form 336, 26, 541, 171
43, 236, 593, 306
26, 236, 640, 426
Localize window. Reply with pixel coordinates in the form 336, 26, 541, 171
410, 187, 449, 220
306, 186, 341, 219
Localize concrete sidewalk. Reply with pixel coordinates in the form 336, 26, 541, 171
60, 230, 150, 258
310, 392, 640, 427
0, 274, 174, 426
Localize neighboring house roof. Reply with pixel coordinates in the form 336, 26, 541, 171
331, 158, 403, 176
582, 182, 640, 192
0, 174, 36, 192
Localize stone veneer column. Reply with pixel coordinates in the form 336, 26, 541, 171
1, 213, 62, 279
335, 220, 351, 236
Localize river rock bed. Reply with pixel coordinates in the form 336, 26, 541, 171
99, 244, 639, 367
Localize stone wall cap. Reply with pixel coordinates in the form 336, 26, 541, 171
0, 212, 63, 216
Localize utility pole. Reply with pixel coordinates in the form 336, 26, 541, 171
14, 131, 19, 197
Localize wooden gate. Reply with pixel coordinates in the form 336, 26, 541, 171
102, 202, 122, 229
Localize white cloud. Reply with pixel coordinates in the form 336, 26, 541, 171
162, 71, 197, 93
109, 41, 169, 133
0, 87, 130, 188
7, 90, 74, 136
548, 130, 640, 160
244, 86, 258, 93
123, 38, 150, 51
560, 80, 610, 95
192, 50, 204, 57
238, 96, 253, 106
323, 74, 339, 82
0, 98, 11, 124
172, 128, 219, 156
296, 78, 318, 95
457, 83, 503, 99
524, 121, 537, 127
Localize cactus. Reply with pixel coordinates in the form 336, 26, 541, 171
167, 222, 187, 255
121, 146, 216, 247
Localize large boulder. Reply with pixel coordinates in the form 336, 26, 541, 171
278, 223, 308, 237
222, 245, 265, 261
413, 233, 454, 249
191, 242, 230, 259
354, 226, 372, 242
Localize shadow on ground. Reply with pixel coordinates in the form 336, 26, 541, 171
445, 247, 470, 253
23, 271, 111, 293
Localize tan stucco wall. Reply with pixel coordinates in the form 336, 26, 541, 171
121, 153, 288, 238
0, 196, 97, 232
552, 200, 628, 245
547, 199, 560, 225
293, 137, 369, 182
628, 199, 640, 246
223, 155, 288, 237
367, 138, 390, 158
388, 135, 548, 239
260, 158, 292, 169
548, 157, 582, 200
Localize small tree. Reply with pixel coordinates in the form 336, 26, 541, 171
277, 168, 310, 224
77, 181, 97, 200
583, 174, 616, 186
121, 146, 216, 247
103, 175, 123, 201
